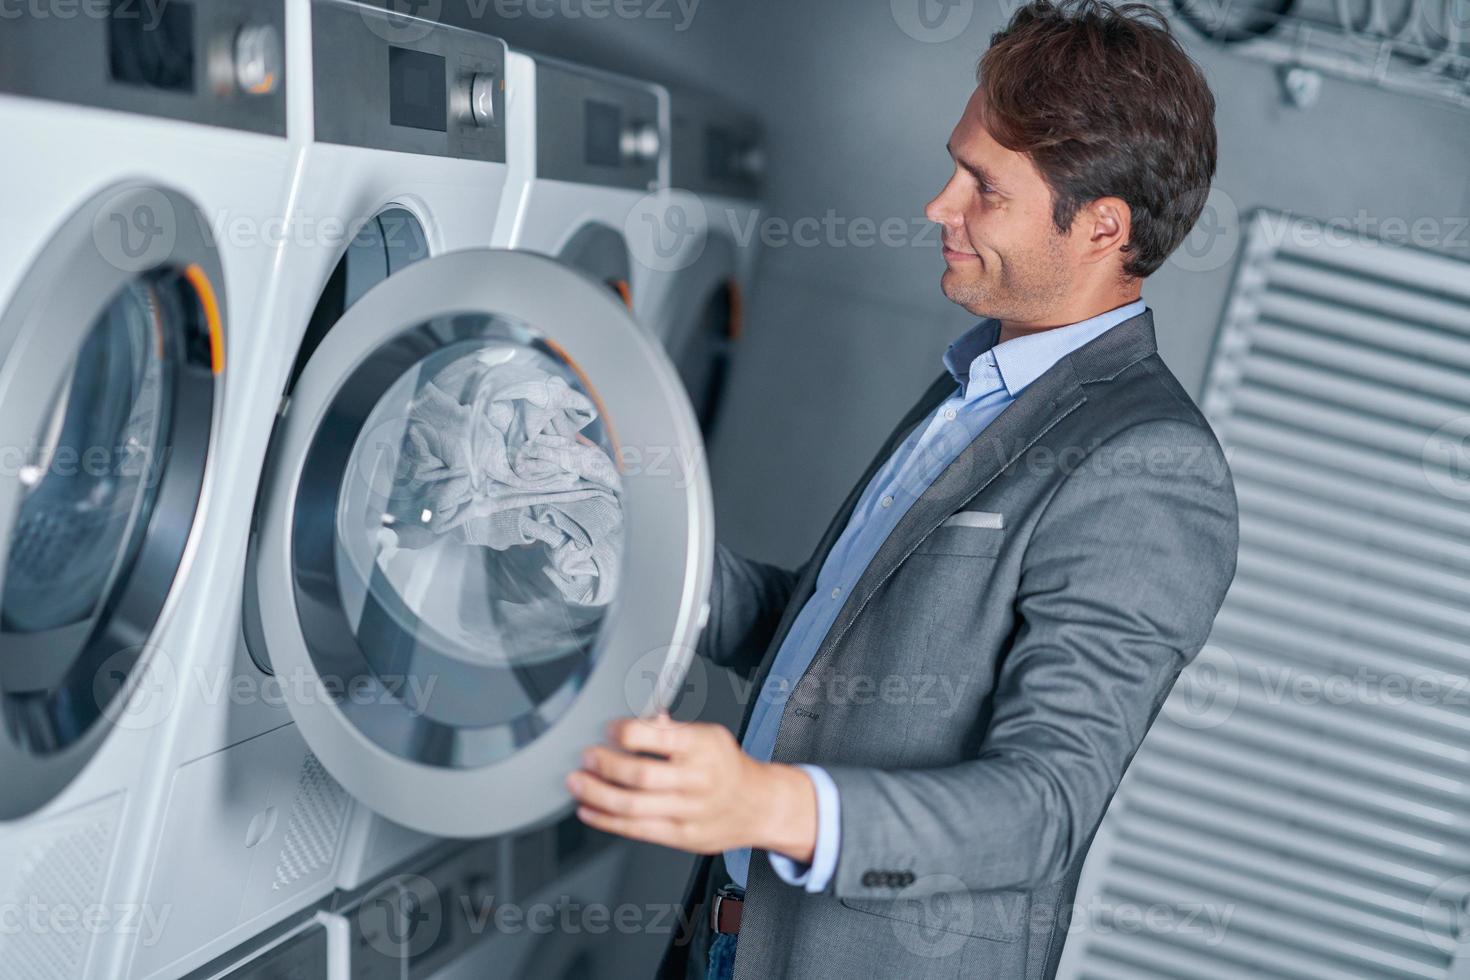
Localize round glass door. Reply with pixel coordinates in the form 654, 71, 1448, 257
299, 318, 625, 767
245, 207, 430, 673
0, 186, 222, 819
558, 223, 634, 311
253, 248, 711, 838
5, 279, 172, 637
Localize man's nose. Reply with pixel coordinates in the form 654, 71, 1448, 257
925, 183, 961, 230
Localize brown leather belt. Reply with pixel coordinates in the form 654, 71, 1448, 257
710, 885, 744, 935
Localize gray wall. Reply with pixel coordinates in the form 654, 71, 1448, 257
446, 0, 1470, 567
696, 2, 1470, 567
433, 3, 1470, 977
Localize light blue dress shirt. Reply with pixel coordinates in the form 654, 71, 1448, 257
725, 298, 1147, 893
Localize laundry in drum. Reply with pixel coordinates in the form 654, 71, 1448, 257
345, 343, 624, 668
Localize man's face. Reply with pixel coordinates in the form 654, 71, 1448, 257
925, 87, 1078, 322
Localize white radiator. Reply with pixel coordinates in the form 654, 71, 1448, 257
1057, 209, 1470, 980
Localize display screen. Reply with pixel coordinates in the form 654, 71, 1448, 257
389, 46, 446, 132
109, 0, 195, 92
585, 100, 623, 167
705, 125, 740, 181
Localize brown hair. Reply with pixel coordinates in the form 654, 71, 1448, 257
978, 0, 1217, 279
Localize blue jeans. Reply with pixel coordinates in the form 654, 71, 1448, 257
706, 931, 738, 980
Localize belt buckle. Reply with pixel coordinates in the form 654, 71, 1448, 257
710, 884, 744, 934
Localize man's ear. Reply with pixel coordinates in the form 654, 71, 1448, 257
1076, 196, 1133, 267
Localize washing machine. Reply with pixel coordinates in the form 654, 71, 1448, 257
491, 49, 668, 328
0, 5, 291, 979
242, 0, 712, 870
651, 89, 765, 443
116, 2, 514, 977
123, 2, 713, 978
490, 47, 703, 931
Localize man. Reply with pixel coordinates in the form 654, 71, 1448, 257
567, 1, 1239, 976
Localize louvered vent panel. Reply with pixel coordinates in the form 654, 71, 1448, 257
0, 794, 122, 980
1058, 211, 1470, 980
273, 752, 349, 891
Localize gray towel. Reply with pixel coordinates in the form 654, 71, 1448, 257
396, 349, 624, 609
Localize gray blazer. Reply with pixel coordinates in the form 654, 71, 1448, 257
659, 309, 1239, 980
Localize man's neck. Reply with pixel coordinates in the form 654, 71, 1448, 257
997, 293, 1142, 345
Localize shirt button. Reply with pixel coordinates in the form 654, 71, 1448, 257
830, 587, 842, 599
881, 495, 894, 508
944, 408, 958, 421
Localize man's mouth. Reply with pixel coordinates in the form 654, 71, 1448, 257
943, 245, 980, 262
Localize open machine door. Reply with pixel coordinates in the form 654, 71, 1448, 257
251, 249, 713, 838
0, 186, 223, 819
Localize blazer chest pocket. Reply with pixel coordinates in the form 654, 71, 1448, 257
911, 511, 1005, 558
839, 887, 1027, 944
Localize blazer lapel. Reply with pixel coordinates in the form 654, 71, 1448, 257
803, 308, 1160, 679
737, 372, 958, 733
741, 309, 1160, 733
809, 360, 1088, 667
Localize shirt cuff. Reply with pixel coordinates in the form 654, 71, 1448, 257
767, 765, 841, 893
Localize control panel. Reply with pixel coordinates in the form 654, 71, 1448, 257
534, 57, 663, 191
311, 0, 507, 163
0, 0, 287, 136
671, 91, 764, 200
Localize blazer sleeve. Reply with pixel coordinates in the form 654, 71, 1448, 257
697, 542, 804, 680
821, 417, 1240, 897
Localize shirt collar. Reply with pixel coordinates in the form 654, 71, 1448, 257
943, 298, 1147, 399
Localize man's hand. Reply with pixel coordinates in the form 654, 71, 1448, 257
567, 715, 818, 864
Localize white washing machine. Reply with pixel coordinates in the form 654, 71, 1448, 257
124, 2, 713, 978
492, 50, 667, 328
490, 47, 705, 939
119, 2, 515, 977
596, 92, 765, 979
653, 90, 765, 443
0, 5, 291, 979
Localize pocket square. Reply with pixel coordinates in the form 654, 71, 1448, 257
942, 510, 1004, 530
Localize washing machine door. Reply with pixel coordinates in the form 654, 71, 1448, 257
253, 249, 713, 838
0, 186, 223, 818
663, 235, 741, 438
558, 223, 634, 311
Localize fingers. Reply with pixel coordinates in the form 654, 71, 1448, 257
605, 715, 702, 757
581, 745, 694, 792
566, 769, 685, 819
